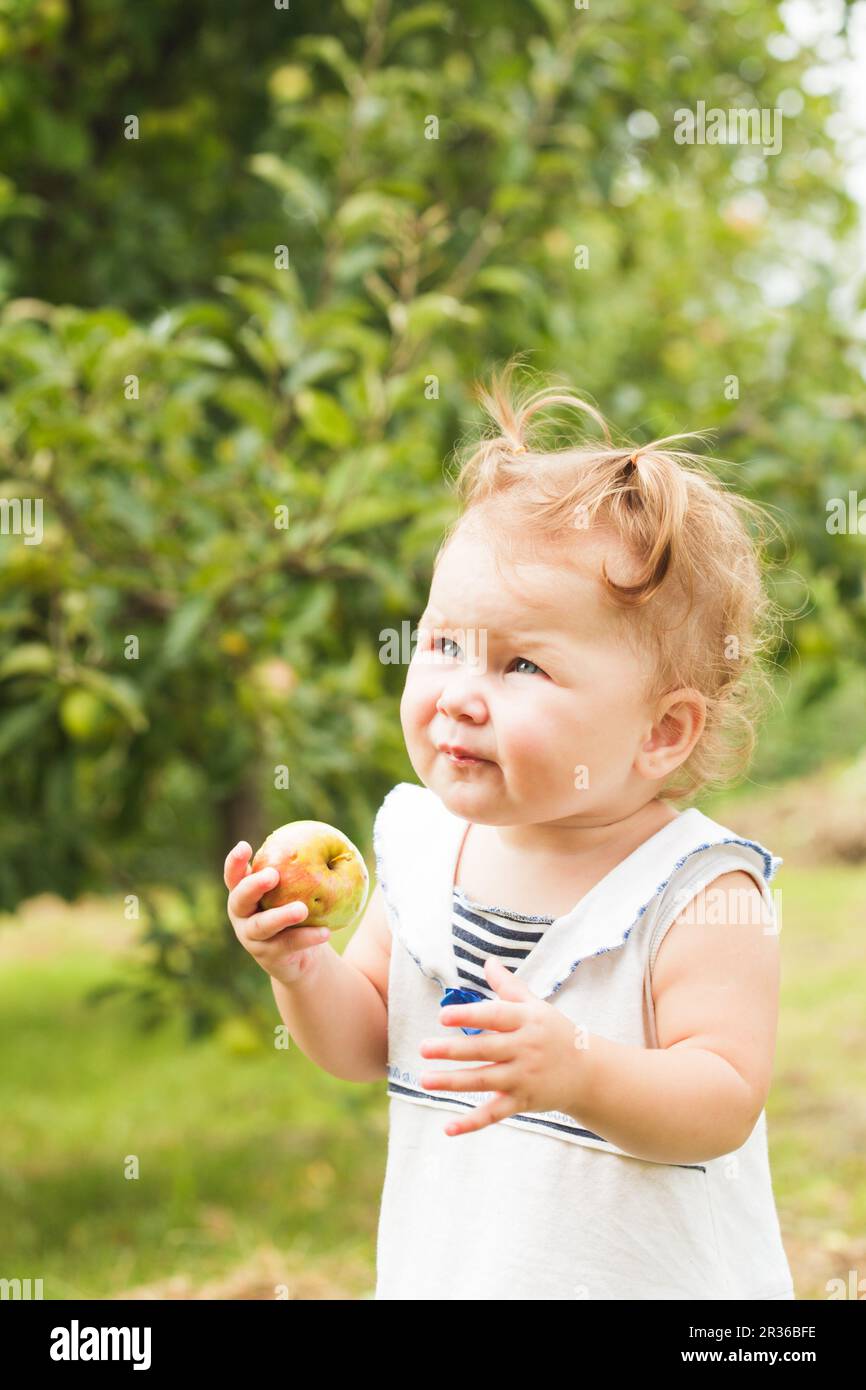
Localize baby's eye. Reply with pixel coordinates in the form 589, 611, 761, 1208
508, 656, 547, 677
428, 637, 546, 677
431, 636, 462, 658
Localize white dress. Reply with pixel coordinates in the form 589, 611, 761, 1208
372, 781, 796, 1301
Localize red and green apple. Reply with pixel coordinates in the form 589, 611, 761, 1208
251, 821, 369, 932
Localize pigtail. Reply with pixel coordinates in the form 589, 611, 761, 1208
600, 445, 693, 608
455, 356, 612, 503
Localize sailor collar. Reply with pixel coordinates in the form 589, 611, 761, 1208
375, 782, 780, 1003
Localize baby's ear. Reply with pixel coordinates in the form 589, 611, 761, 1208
639, 690, 706, 778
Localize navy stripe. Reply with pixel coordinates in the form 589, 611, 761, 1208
453, 929, 532, 961
456, 967, 495, 992
453, 943, 492, 968
454, 902, 547, 941
451, 890, 551, 995
454, 949, 519, 977
387, 1085, 706, 1173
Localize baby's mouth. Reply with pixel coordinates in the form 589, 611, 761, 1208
440, 748, 491, 766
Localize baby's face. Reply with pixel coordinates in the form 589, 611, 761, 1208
400, 519, 662, 828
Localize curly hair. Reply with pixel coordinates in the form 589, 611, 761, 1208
436, 357, 787, 803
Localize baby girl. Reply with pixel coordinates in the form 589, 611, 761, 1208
225, 364, 795, 1301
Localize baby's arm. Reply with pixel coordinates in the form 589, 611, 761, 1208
564, 871, 780, 1165
271, 880, 391, 1083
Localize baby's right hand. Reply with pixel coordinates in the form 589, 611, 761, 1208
224, 841, 330, 987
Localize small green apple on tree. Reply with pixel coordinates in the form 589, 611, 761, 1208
251, 821, 369, 932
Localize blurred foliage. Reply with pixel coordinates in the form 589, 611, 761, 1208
1, 0, 865, 1026
0, 276, 435, 923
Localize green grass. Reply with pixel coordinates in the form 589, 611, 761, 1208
0, 906, 386, 1299
766, 864, 866, 1295
2, 861, 864, 1299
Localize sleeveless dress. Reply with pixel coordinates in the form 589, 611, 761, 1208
372, 780, 795, 1301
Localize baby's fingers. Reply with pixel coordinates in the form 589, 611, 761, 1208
227, 864, 282, 920
224, 841, 252, 891
244, 900, 311, 943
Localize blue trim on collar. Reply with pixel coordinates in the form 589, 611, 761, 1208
547, 835, 781, 1000
373, 782, 783, 1005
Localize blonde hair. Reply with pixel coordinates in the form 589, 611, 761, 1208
437, 358, 787, 803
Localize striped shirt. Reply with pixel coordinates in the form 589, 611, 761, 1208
452, 886, 555, 999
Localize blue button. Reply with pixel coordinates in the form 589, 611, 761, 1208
440, 987, 485, 1035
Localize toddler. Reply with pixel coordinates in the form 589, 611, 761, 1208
225, 363, 795, 1301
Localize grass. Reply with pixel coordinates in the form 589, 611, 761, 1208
700, 784, 866, 1299
2, 852, 864, 1300
0, 898, 385, 1299
761, 865, 866, 1299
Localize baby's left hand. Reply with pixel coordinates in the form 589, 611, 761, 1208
419, 957, 590, 1136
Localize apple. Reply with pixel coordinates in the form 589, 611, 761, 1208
251, 820, 369, 932
59, 688, 122, 746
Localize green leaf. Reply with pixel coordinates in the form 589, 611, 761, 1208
0, 642, 55, 679
342, 0, 376, 23
295, 35, 358, 92
217, 379, 277, 433
473, 266, 539, 300
173, 337, 234, 367
331, 494, 424, 538
75, 669, 149, 733
284, 349, 354, 393
0, 694, 54, 757
280, 581, 335, 641
387, 4, 454, 45
247, 155, 328, 225
161, 595, 215, 669
334, 244, 392, 283
402, 293, 481, 339
527, 0, 569, 35
335, 191, 411, 239
295, 389, 356, 448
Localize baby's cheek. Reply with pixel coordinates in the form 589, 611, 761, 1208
399, 682, 421, 741
400, 668, 434, 737
506, 714, 558, 769
522, 709, 594, 785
